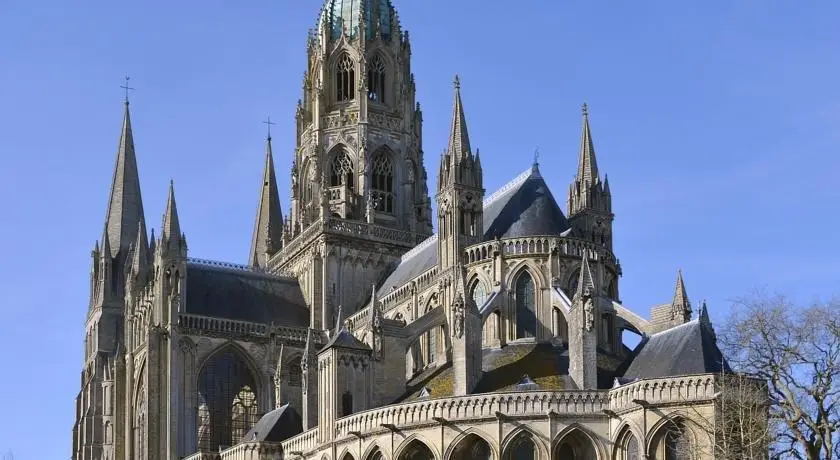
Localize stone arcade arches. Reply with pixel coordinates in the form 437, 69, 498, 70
398, 439, 436, 460
553, 425, 600, 459
449, 432, 494, 460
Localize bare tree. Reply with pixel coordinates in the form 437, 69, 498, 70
720, 294, 840, 460
663, 371, 772, 460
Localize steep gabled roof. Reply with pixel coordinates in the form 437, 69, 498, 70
242, 404, 302, 443
623, 319, 729, 379
376, 165, 571, 298
321, 328, 371, 353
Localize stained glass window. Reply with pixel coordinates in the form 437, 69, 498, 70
337, 54, 355, 102
515, 272, 536, 339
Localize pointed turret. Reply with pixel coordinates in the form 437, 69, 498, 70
576, 103, 599, 186
160, 181, 185, 256
450, 264, 482, 395
447, 75, 471, 162
129, 220, 149, 277
671, 269, 691, 321
569, 250, 599, 390
249, 135, 285, 268
575, 251, 597, 299
103, 102, 146, 260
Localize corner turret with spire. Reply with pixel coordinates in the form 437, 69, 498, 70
567, 103, 613, 250
437, 75, 484, 270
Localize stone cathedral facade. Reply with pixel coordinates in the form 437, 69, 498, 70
72, 1, 733, 459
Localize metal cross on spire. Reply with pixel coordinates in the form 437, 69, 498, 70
263, 115, 277, 139
120, 75, 135, 104
533, 147, 540, 167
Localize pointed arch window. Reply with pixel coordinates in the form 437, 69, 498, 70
368, 55, 386, 103
470, 280, 487, 310
133, 382, 147, 460
506, 432, 537, 460
371, 149, 394, 213
337, 53, 356, 102
197, 350, 260, 451
515, 272, 537, 339
330, 149, 355, 188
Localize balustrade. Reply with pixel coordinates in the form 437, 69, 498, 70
177, 314, 314, 343
464, 236, 618, 266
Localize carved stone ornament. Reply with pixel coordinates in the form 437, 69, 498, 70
583, 287, 595, 332
452, 294, 465, 339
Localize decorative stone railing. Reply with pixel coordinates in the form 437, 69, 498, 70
178, 314, 269, 337
183, 452, 220, 460
334, 390, 608, 438
465, 236, 618, 266
274, 374, 721, 456
177, 314, 317, 344
267, 218, 429, 271
188, 258, 264, 273
219, 442, 283, 460
280, 427, 320, 456
346, 263, 439, 329
609, 374, 718, 413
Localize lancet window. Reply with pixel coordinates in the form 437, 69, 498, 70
367, 55, 386, 103
336, 53, 356, 102
371, 149, 394, 213
515, 272, 537, 339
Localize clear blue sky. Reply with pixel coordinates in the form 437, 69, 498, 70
1, 0, 839, 457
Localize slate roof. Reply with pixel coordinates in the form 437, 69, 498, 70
482, 166, 571, 240
376, 165, 570, 297
242, 403, 302, 443
185, 262, 309, 326
321, 328, 371, 352
623, 319, 729, 380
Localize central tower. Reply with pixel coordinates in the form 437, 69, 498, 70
270, 0, 433, 328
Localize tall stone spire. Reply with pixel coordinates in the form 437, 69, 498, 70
103, 101, 146, 259
249, 135, 285, 267
671, 269, 691, 321
576, 103, 599, 186
447, 75, 472, 161
567, 103, 614, 250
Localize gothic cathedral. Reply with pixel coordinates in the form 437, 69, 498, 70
73, 1, 730, 459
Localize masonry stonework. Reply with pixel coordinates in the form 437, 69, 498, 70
72, 1, 736, 459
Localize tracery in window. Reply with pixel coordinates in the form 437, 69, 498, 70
367, 55, 386, 103
231, 385, 257, 443
371, 149, 394, 213
515, 272, 536, 339
336, 53, 355, 102
197, 349, 259, 451
470, 280, 487, 309
330, 149, 355, 188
